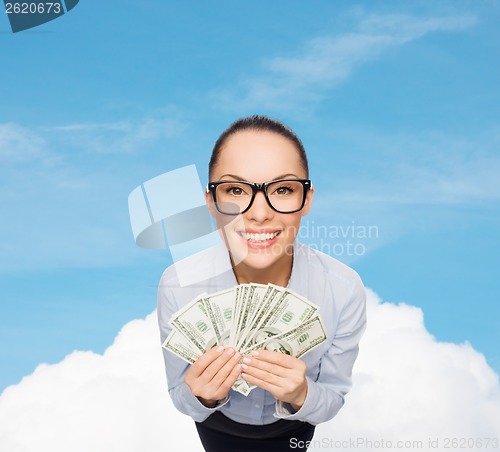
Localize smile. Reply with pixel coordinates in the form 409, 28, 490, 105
238, 231, 281, 242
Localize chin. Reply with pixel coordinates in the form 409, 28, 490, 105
233, 244, 293, 272
241, 254, 279, 271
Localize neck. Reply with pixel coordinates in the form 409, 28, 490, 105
231, 253, 293, 287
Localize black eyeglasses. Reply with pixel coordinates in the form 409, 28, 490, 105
207, 179, 311, 215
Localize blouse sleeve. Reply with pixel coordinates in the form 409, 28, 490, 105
274, 273, 367, 425
157, 272, 230, 423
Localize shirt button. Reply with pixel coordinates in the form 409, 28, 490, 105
255, 404, 260, 408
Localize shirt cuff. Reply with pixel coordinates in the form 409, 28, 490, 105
212, 395, 231, 408
275, 400, 296, 417
193, 392, 231, 410
273, 376, 315, 422
178, 382, 231, 422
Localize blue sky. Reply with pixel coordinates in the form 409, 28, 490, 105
0, 0, 499, 392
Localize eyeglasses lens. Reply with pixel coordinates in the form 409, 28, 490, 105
215, 180, 305, 214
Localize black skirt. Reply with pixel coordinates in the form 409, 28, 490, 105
195, 411, 315, 452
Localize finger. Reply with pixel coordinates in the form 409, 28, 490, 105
189, 345, 226, 377
241, 365, 308, 406
241, 369, 281, 393
241, 358, 287, 383
226, 358, 243, 385
199, 352, 241, 401
241, 355, 289, 378
213, 356, 243, 396
249, 350, 297, 368
202, 348, 239, 382
209, 351, 241, 388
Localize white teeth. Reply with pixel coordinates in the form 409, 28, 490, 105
243, 232, 279, 242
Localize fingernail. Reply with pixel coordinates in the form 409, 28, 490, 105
241, 363, 248, 370
233, 352, 241, 361
226, 348, 235, 356
242, 357, 251, 364
216, 346, 224, 353
251, 351, 259, 357
241, 373, 248, 379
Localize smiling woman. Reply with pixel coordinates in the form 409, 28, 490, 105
206, 125, 313, 287
157, 116, 367, 452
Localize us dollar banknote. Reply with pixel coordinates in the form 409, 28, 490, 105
242, 315, 327, 359
164, 284, 327, 396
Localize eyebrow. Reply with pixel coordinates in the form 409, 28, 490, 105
218, 173, 301, 181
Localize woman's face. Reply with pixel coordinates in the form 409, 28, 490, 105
206, 130, 313, 274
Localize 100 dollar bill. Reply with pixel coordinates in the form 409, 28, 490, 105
242, 315, 327, 359
169, 294, 217, 353
162, 329, 201, 364
240, 288, 318, 352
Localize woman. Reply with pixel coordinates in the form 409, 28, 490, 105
157, 116, 366, 451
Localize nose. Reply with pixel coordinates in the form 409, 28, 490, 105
246, 191, 273, 223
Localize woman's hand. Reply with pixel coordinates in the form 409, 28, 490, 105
184, 345, 242, 408
240, 350, 308, 411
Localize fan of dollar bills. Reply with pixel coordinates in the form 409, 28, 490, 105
163, 283, 327, 396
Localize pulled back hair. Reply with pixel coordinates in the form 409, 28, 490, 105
209, 115, 309, 179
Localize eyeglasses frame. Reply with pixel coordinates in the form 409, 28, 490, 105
206, 178, 312, 215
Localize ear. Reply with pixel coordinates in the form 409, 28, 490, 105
205, 187, 217, 218
301, 184, 314, 217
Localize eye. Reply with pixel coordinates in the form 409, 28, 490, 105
223, 184, 250, 196
228, 186, 243, 196
272, 185, 294, 196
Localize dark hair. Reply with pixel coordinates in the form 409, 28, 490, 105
209, 115, 309, 179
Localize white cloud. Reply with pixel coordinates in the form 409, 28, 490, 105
0, 114, 187, 273
1, 289, 498, 452
0, 151, 134, 273
315, 290, 500, 448
49, 115, 187, 154
304, 126, 500, 264
316, 128, 500, 209
358, 13, 478, 39
0, 313, 203, 452
212, 13, 477, 113
0, 122, 57, 166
